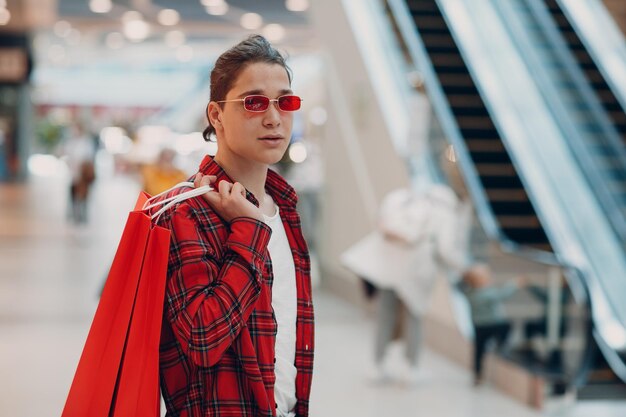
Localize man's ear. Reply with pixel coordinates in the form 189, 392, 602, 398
207, 102, 222, 128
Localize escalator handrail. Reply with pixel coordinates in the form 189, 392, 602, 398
556, 0, 626, 117
493, 0, 626, 247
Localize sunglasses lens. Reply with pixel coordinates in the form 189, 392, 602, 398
278, 95, 302, 111
244, 95, 270, 111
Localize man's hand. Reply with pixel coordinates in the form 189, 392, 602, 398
194, 173, 263, 223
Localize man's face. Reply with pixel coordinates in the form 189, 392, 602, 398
212, 62, 294, 167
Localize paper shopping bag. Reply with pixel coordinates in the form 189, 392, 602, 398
62, 192, 170, 417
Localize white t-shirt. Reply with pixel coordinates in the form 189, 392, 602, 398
263, 204, 297, 417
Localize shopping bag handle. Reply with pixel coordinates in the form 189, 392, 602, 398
142, 181, 196, 211
150, 184, 213, 223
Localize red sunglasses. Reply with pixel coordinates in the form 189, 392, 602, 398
217, 94, 302, 112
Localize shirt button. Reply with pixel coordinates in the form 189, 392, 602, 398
274, 358, 276, 363
305, 344, 309, 351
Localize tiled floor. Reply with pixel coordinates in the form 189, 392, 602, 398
1, 161, 624, 417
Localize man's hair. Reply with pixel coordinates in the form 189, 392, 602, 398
202, 35, 292, 141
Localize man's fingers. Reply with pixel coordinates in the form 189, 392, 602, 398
232, 182, 246, 198
195, 174, 217, 188
218, 180, 232, 198
193, 173, 202, 188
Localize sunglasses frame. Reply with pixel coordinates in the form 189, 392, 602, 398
216, 94, 302, 113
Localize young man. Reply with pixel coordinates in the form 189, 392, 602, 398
155, 35, 314, 417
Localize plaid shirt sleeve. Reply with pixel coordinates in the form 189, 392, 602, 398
164, 203, 272, 368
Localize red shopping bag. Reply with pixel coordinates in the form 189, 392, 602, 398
62, 192, 169, 417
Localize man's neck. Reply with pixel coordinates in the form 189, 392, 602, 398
213, 152, 268, 205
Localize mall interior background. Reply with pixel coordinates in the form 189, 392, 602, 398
1, 0, 626, 416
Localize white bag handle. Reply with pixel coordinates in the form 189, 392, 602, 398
151, 184, 213, 222
142, 181, 195, 211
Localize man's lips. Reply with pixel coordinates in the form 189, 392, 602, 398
258, 135, 284, 140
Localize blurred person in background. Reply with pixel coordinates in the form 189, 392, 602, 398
342, 183, 471, 385
141, 147, 187, 195
61, 123, 96, 224
151, 35, 314, 417
461, 263, 528, 386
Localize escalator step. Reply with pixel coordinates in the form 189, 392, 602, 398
451, 106, 490, 117
475, 163, 518, 176
447, 94, 484, 108
461, 128, 501, 138
421, 33, 455, 48
528, 243, 553, 252
465, 140, 505, 152
498, 215, 543, 228
595, 89, 619, 102
406, 0, 438, 13
479, 176, 524, 188
584, 71, 604, 84
429, 53, 465, 67
547, 6, 571, 27
490, 201, 536, 214
456, 116, 495, 129
562, 32, 579, 44
437, 73, 474, 86
608, 111, 626, 125
443, 85, 478, 95
603, 102, 623, 112
412, 17, 447, 31
486, 189, 529, 202
572, 50, 593, 65
470, 153, 511, 164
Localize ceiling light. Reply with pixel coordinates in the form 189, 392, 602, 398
122, 10, 143, 22
158, 9, 180, 26
106, 32, 125, 49
262, 24, 286, 42
205, 3, 229, 16
289, 142, 308, 163
285, 0, 309, 12
89, 0, 112, 14
54, 20, 72, 38
0, 8, 10, 25
123, 20, 150, 42
201, 0, 224, 6
240, 12, 263, 30
165, 30, 186, 48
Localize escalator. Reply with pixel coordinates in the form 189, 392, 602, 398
388, 0, 626, 396
405, 0, 552, 251
496, 0, 626, 247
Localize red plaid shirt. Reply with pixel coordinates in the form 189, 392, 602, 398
155, 156, 314, 417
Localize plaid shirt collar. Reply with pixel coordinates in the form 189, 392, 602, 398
199, 155, 299, 210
